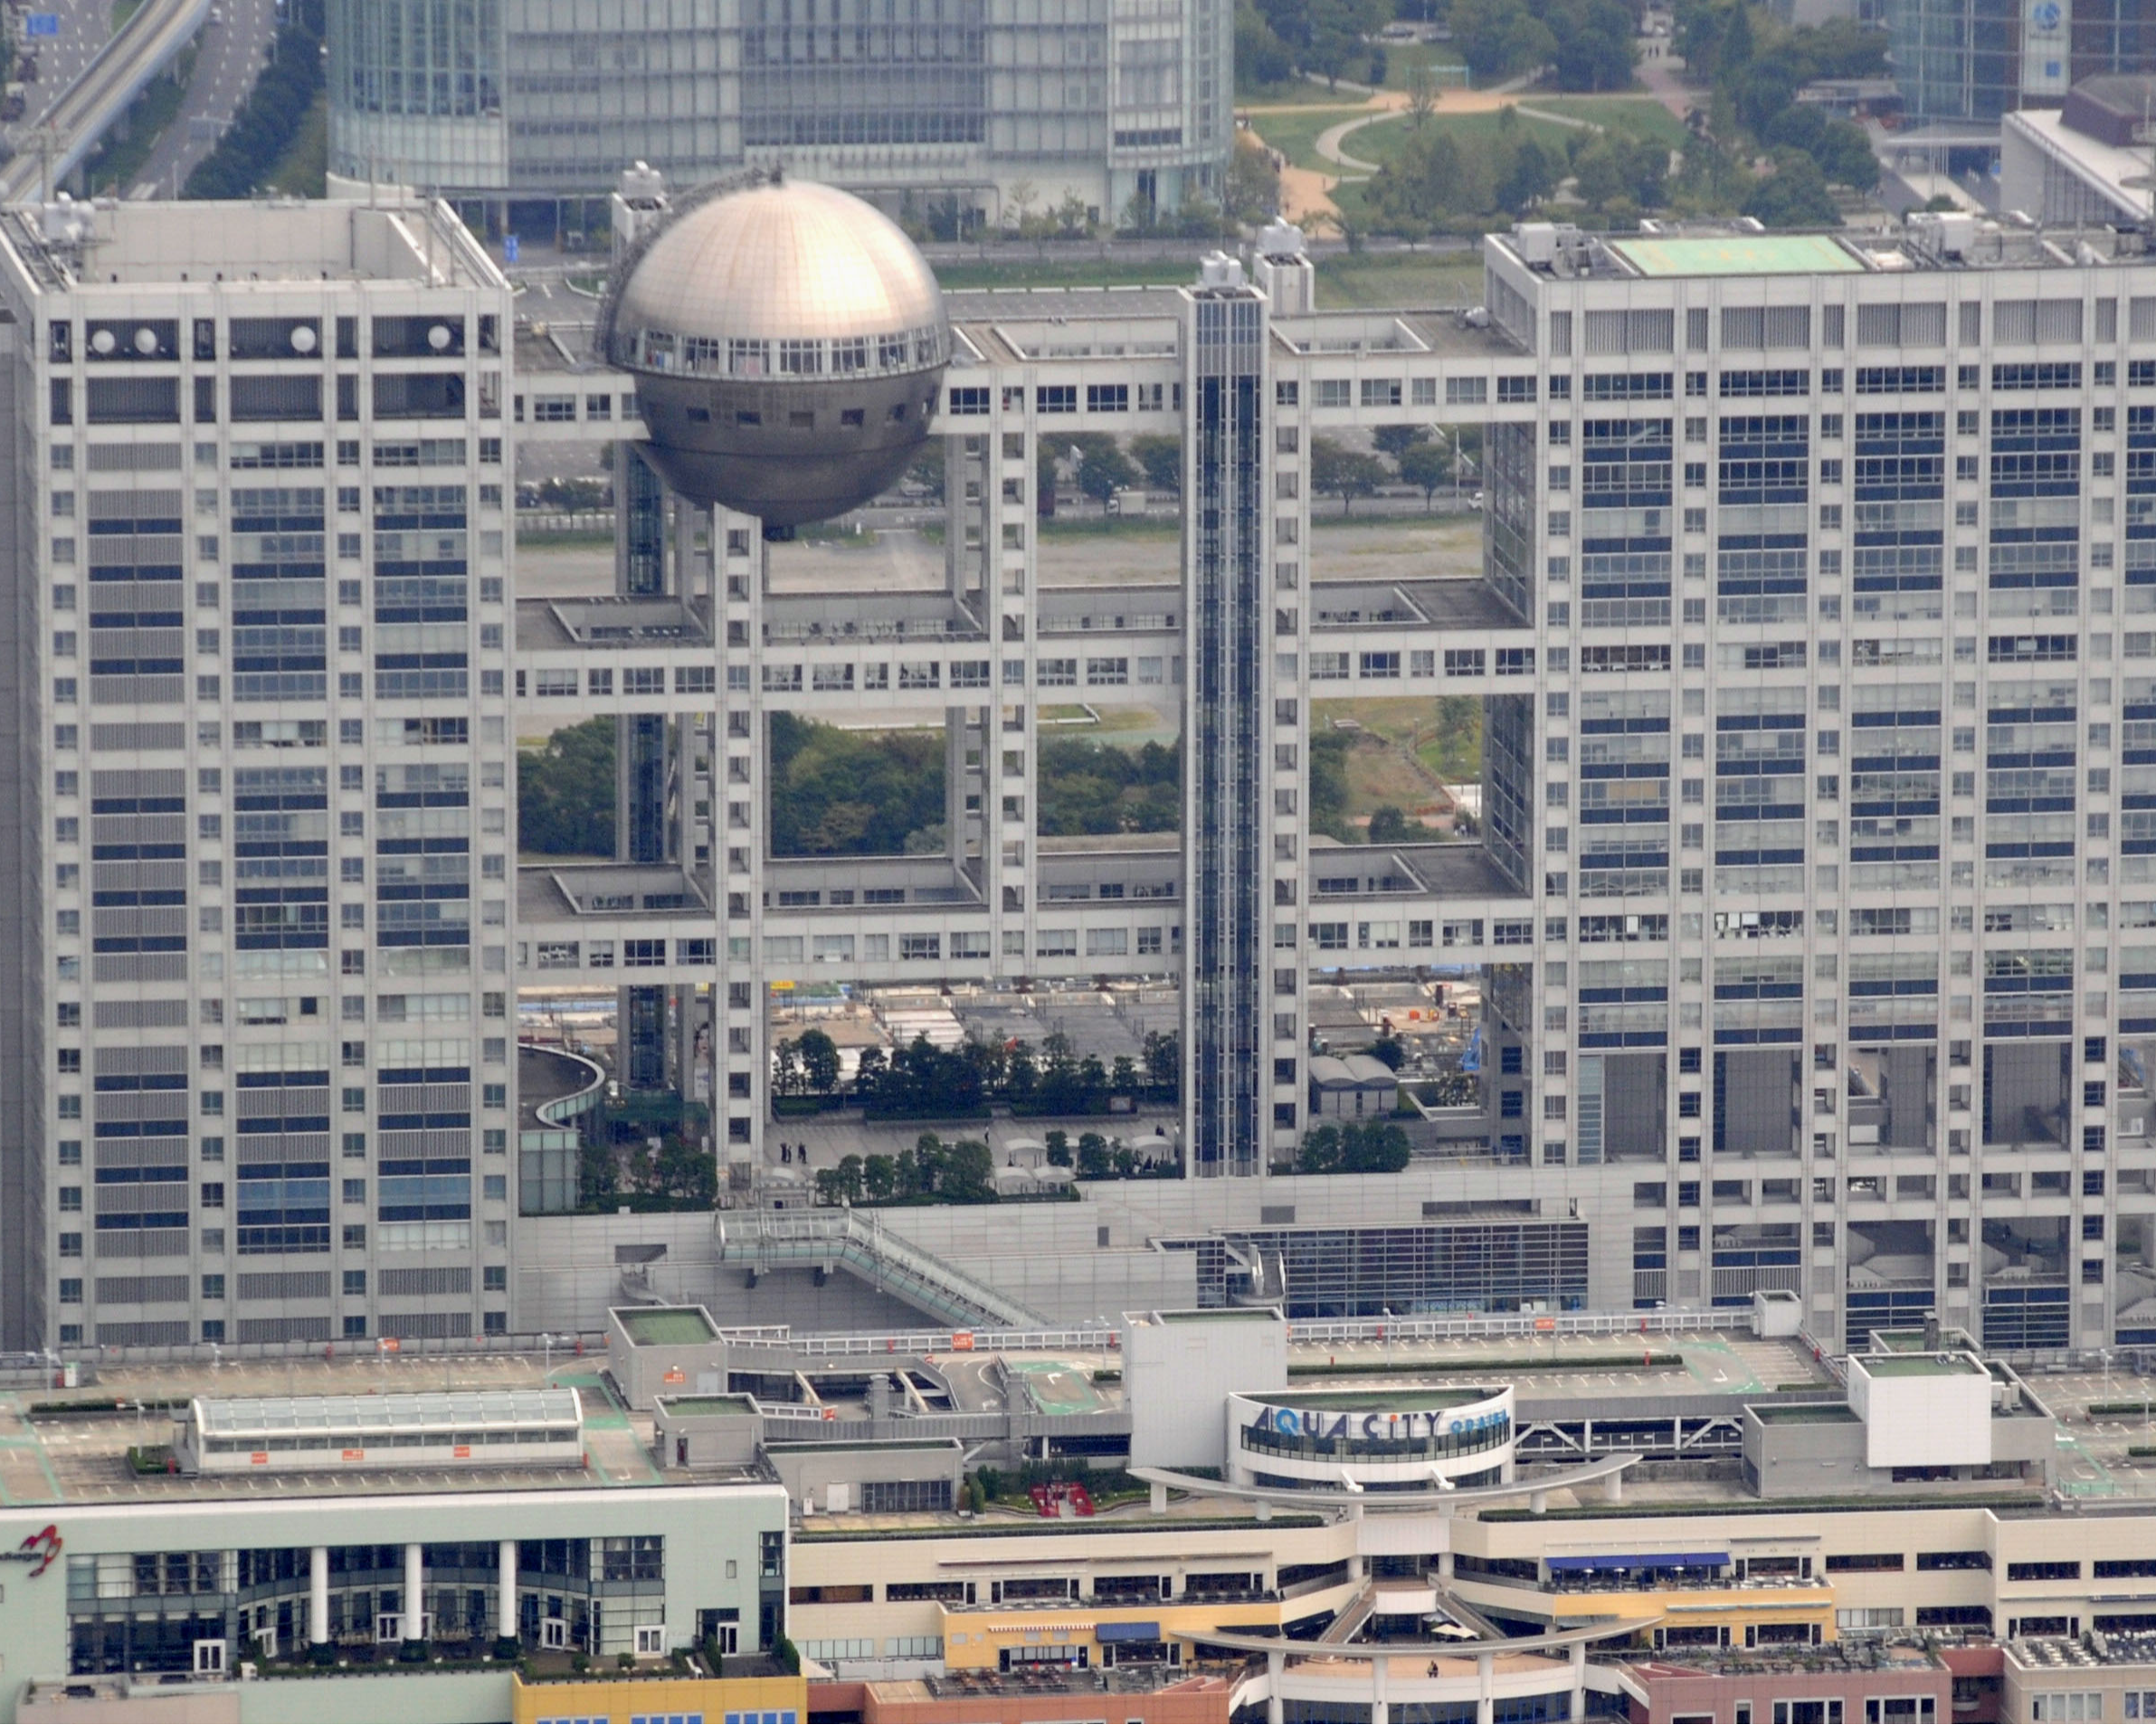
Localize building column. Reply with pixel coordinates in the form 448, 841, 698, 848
1477, 1649, 1496, 1725
1570, 1640, 1588, 1721
309, 1546, 329, 1647
499, 1540, 518, 1643
404, 1542, 425, 1642
1267, 1647, 1285, 1725
1371, 1648, 1389, 1725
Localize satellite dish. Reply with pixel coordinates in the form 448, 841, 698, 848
290, 325, 318, 354
427, 323, 453, 351
133, 327, 158, 355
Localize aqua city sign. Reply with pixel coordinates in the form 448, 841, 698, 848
1259, 1406, 1508, 1442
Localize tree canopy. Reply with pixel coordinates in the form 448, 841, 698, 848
768, 714, 948, 857
518, 717, 615, 857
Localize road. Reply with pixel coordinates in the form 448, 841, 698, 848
0, 0, 233, 202
125, 0, 275, 196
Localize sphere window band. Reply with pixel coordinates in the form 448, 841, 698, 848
1238, 1409, 1513, 1464
613, 324, 947, 380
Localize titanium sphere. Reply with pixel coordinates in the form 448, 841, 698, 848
606, 179, 950, 526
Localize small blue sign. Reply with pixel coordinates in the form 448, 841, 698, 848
502, 234, 519, 264
24, 14, 59, 38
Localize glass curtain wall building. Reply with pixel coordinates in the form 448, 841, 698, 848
325, 0, 1230, 233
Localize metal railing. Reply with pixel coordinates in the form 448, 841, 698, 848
716, 1208, 1050, 1331
1280, 1307, 1743, 1346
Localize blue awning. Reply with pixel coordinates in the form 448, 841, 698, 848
1096, 1621, 1162, 1644
1546, 1553, 1727, 1573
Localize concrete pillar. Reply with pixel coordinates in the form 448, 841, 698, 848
1529, 1488, 1548, 1514
404, 1542, 425, 1643
1267, 1648, 1285, 1725
499, 1540, 518, 1641
1438, 1549, 1455, 1579
1570, 1640, 1588, 1721
1371, 1648, 1389, 1725
1477, 1649, 1496, 1725
1150, 1481, 1169, 1513
309, 1546, 329, 1647
1605, 1466, 1624, 1504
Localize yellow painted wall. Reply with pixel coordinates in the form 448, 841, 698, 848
1551, 1582, 1838, 1643
938, 1597, 1287, 1672
510, 1669, 809, 1722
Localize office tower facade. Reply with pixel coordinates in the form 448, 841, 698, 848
0, 197, 518, 1353
1880, 0, 2155, 134
323, 0, 1231, 233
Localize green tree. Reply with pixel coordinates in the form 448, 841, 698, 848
518, 716, 616, 857
1397, 439, 1453, 508
1236, 0, 1296, 87
1404, 58, 1438, 127
796, 1028, 841, 1096
1044, 1128, 1072, 1167
1372, 424, 1429, 464
1130, 433, 1182, 494
1225, 132, 1282, 223
862, 1154, 898, 1201
1069, 434, 1141, 510
767, 713, 947, 857
1310, 436, 1387, 515
1076, 1132, 1113, 1179
1364, 1034, 1406, 1071
1448, 0, 1554, 82
1743, 148, 1838, 228
1366, 805, 1413, 844
1498, 137, 1560, 213
1547, 0, 1636, 90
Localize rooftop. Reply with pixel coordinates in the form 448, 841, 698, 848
1854, 1353, 1985, 1378
0, 196, 504, 291
657, 1394, 759, 1417
190, 1389, 579, 1436
617, 1306, 720, 1346
1607, 232, 1866, 277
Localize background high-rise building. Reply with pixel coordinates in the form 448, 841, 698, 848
322, 0, 1232, 237
1879, 0, 2156, 134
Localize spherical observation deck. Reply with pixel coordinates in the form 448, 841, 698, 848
604, 175, 950, 526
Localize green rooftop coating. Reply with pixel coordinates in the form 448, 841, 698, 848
1752, 1403, 1860, 1424
619, 1307, 718, 1346
657, 1395, 756, 1417
1857, 1353, 1983, 1378
1610, 233, 1863, 277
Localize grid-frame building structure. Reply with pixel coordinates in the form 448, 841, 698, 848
499, 208, 2156, 1359
22, 195, 2156, 1364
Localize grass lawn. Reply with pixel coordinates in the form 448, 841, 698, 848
936, 257, 1200, 291
1517, 92, 1690, 148
263, 90, 328, 197
1347, 105, 1579, 171
1238, 77, 1361, 107
1242, 104, 1369, 174
1318, 695, 1485, 791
